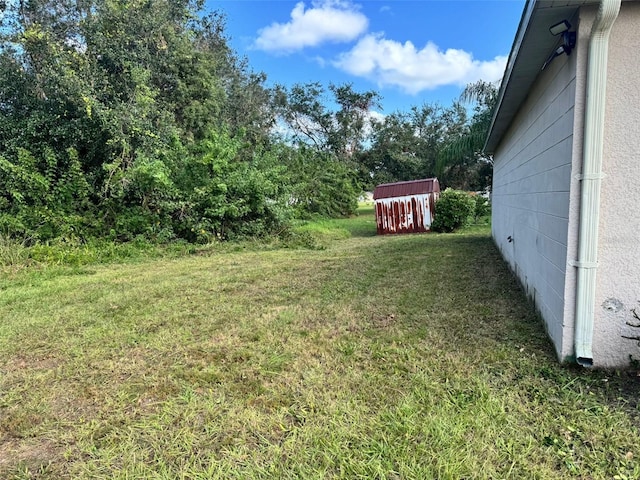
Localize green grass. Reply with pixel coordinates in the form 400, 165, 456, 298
289, 205, 378, 244
1, 209, 639, 479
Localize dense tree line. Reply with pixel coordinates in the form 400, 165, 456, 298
0, 0, 496, 244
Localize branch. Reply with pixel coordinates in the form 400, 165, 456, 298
627, 308, 640, 328
622, 335, 640, 341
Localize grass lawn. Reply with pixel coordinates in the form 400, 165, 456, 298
1, 207, 639, 479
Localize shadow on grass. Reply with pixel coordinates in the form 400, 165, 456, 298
330, 206, 378, 238
349, 231, 640, 428
342, 220, 377, 238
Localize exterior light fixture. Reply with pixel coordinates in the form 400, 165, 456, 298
549, 20, 571, 36
542, 20, 577, 70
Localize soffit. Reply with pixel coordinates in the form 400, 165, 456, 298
484, 0, 605, 153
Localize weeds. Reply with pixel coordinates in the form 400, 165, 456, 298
0, 234, 30, 268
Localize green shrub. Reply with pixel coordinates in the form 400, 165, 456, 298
473, 195, 491, 223
431, 188, 474, 233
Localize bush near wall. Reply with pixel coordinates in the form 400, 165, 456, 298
431, 188, 475, 233
473, 195, 491, 223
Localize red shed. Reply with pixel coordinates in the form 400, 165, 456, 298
373, 178, 440, 235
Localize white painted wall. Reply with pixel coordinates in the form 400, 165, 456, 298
493, 4, 640, 367
491, 37, 579, 360
591, 2, 640, 367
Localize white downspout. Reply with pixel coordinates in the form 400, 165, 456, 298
573, 0, 621, 366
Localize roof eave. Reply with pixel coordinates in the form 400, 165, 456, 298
484, 1, 604, 154
484, 0, 537, 154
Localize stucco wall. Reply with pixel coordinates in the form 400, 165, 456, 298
491, 38, 578, 360
591, 2, 640, 367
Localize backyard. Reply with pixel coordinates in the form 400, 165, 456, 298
1, 207, 639, 479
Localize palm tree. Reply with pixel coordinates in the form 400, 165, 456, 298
436, 80, 498, 191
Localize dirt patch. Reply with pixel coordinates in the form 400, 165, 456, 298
0, 436, 61, 474
3, 354, 62, 373
372, 313, 396, 329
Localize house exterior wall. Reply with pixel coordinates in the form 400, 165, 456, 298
491, 26, 580, 360
591, 2, 640, 367
492, 3, 640, 368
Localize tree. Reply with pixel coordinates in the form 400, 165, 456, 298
273, 82, 334, 153
0, 0, 280, 241
437, 80, 498, 191
273, 82, 381, 217
274, 82, 380, 161
361, 103, 467, 189
330, 83, 381, 159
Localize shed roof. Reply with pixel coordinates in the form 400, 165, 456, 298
373, 178, 439, 200
484, 0, 626, 153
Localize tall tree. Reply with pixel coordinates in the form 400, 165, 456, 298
273, 82, 380, 162
437, 80, 498, 191
330, 83, 381, 159
272, 82, 379, 216
0, 0, 279, 241
361, 103, 467, 189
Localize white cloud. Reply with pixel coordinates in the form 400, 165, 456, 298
333, 33, 507, 94
367, 110, 386, 124
362, 109, 386, 137
312, 55, 328, 68
253, 0, 369, 54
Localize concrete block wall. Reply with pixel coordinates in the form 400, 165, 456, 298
491, 49, 578, 359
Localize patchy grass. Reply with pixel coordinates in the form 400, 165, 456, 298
1, 210, 639, 479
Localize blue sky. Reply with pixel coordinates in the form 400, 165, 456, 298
205, 0, 526, 113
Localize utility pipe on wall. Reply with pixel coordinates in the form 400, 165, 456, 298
573, 0, 621, 366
